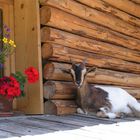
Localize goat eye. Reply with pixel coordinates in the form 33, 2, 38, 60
72, 64, 76, 70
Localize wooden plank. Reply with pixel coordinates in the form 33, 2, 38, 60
0, 9, 3, 76
32, 115, 99, 127
0, 9, 2, 48
0, 0, 13, 5
103, 0, 140, 18
40, 0, 140, 39
0, 0, 16, 109
4, 118, 54, 132
0, 129, 19, 138
13, 117, 79, 130
0, 115, 138, 139
29, 116, 104, 139
0, 121, 48, 135
41, 27, 140, 62
42, 43, 140, 74
76, 0, 140, 27
14, 0, 43, 114
40, 6, 140, 51
0, 1, 14, 77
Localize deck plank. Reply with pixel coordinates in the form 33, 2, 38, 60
0, 114, 139, 139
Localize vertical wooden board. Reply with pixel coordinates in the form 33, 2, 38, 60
14, 0, 43, 114
0, 8, 3, 76
0, 0, 16, 109
0, 1, 13, 76
0, 8, 2, 46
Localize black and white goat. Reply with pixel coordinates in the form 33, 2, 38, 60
64, 60, 140, 119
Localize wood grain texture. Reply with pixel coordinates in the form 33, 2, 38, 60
43, 80, 140, 99
43, 81, 76, 100
0, 115, 140, 139
41, 27, 140, 62
14, 0, 43, 114
42, 43, 140, 74
44, 100, 77, 115
0, 1, 15, 76
43, 62, 140, 88
40, 0, 140, 39
76, 0, 140, 27
40, 6, 140, 51
103, 0, 140, 18
0, 0, 13, 5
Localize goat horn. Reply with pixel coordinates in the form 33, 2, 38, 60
83, 58, 87, 65
69, 56, 75, 65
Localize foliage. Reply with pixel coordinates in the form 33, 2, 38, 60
0, 25, 39, 99
0, 67, 39, 99
0, 24, 16, 64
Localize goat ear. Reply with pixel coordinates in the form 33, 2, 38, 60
82, 58, 87, 65
61, 69, 71, 74
87, 66, 97, 73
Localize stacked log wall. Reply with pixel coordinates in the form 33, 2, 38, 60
40, 0, 140, 115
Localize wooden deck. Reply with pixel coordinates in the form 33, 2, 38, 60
0, 114, 139, 140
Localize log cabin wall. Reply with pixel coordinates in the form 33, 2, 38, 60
40, 0, 140, 115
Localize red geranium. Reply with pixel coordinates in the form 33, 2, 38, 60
24, 67, 39, 83
0, 66, 39, 99
0, 76, 21, 99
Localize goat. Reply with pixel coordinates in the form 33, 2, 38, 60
63, 60, 140, 119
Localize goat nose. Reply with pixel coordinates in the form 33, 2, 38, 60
77, 81, 80, 85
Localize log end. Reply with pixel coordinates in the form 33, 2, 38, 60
43, 62, 55, 79
44, 100, 57, 115
40, 6, 51, 24
39, 0, 48, 5
41, 43, 53, 59
41, 27, 50, 42
44, 100, 77, 115
43, 81, 56, 99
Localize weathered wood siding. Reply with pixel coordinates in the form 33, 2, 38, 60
40, 0, 140, 115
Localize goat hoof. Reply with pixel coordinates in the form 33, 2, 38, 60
117, 113, 125, 119
77, 108, 85, 114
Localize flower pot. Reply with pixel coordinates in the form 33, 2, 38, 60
0, 95, 13, 112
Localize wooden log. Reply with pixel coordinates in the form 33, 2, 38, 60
44, 100, 77, 115
40, 6, 140, 51
41, 27, 140, 62
43, 62, 140, 88
103, 0, 140, 18
123, 87, 140, 99
40, 0, 140, 39
43, 81, 140, 100
131, 0, 140, 4
76, 0, 140, 27
42, 43, 140, 74
43, 81, 76, 100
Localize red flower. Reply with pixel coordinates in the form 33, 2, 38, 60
0, 76, 21, 99
24, 67, 39, 83
9, 76, 20, 87
0, 88, 6, 95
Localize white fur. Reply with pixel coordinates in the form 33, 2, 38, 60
95, 85, 140, 117
77, 108, 85, 114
